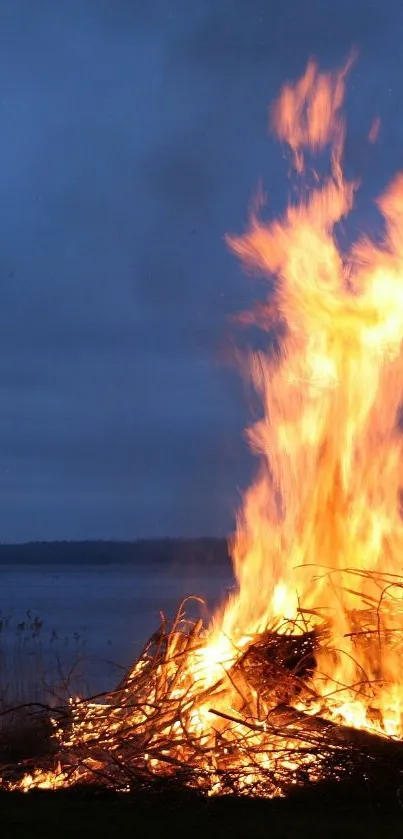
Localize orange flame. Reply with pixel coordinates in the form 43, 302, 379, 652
210, 57, 403, 737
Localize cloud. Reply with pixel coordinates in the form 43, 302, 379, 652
0, 0, 401, 540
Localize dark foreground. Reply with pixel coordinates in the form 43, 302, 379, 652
1, 785, 401, 839
1, 710, 402, 837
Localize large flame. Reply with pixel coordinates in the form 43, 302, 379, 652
211, 57, 403, 736
5, 58, 403, 795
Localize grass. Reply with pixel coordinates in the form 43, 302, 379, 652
1, 786, 401, 839
0, 610, 91, 767
0, 609, 90, 710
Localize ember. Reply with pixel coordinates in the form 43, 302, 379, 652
2, 56, 403, 799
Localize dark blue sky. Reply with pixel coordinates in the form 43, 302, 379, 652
0, 0, 402, 541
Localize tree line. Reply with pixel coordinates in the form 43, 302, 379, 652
0, 538, 231, 566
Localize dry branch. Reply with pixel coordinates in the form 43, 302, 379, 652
1, 587, 403, 800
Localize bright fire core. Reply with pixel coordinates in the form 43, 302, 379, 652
12, 58, 403, 794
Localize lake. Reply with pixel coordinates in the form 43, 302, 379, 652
0, 563, 234, 702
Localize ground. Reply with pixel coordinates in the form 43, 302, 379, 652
1, 711, 402, 837
1, 788, 402, 839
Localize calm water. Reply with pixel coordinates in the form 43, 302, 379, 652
0, 563, 233, 698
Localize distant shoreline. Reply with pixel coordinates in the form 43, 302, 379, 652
0, 538, 231, 566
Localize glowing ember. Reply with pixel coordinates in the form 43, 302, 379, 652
3, 57, 403, 797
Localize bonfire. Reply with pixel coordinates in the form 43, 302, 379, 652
2, 57, 403, 801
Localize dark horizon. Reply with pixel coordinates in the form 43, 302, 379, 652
0, 536, 228, 546
0, 537, 231, 567
1, 1, 402, 541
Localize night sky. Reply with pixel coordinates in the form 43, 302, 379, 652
1, 0, 402, 542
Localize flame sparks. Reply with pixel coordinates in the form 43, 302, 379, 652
4, 57, 403, 796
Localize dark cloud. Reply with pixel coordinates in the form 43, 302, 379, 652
0, 0, 401, 540
171, 0, 386, 83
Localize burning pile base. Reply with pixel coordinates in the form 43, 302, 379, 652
1, 596, 402, 802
